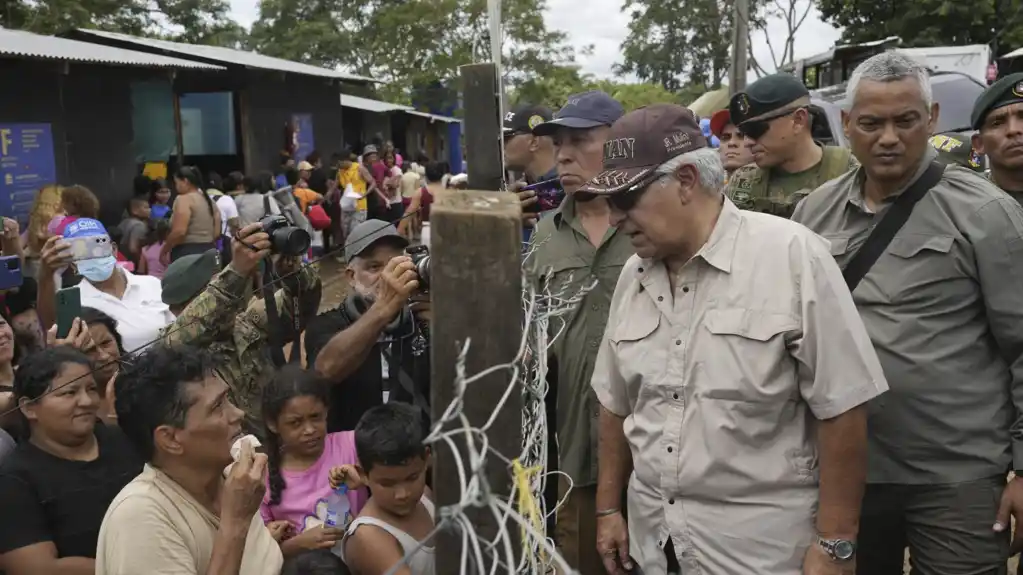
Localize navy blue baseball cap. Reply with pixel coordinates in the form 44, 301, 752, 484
532, 90, 625, 136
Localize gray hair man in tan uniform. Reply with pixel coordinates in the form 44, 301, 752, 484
585, 104, 888, 575
793, 51, 1023, 574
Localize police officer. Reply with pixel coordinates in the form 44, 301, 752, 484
971, 72, 1023, 201
504, 104, 558, 185
724, 73, 857, 217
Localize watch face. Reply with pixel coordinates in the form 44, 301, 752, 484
834, 540, 855, 560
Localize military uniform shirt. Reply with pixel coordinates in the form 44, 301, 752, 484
726, 145, 857, 218
792, 148, 1023, 484
525, 195, 634, 487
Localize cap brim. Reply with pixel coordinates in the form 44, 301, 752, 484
532, 117, 605, 136
345, 233, 409, 263
709, 110, 731, 138
579, 166, 659, 195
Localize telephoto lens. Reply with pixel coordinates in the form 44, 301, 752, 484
258, 215, 310, 256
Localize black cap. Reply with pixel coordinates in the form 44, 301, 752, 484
532, 91, 626, 136
929, 132, 985, 172
971, 72, 1023, 130
504, 105, 553, 134
729, 73, 810, 126
580, 104, 707, 195
162, 249, 220, 305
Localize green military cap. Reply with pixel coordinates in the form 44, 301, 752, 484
929, 132, 985, 172
161, 249, 221, 306
971, 72, 1023, 129
729, 73, 810, 126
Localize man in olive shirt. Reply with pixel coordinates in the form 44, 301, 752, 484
526, 90, 629, 575
972, 72, 1023, 199
792, 51, 1023, 574
725, 73, 856, 218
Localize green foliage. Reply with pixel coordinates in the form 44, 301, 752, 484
615, 0, 735, 91
511, 64, 690, 112
249, 0, 577, 104
0, 0, 243, 46
816, 0, 1023, 55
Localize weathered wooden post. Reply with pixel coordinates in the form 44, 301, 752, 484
430, 61, 522, 573
461, 63, 504, 192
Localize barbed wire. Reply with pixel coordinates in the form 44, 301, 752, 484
0, 207, 422, 418
379, 242, 596, 575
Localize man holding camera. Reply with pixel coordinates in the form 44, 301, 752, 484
161, 221, 321, 435
306, 219, 431, 432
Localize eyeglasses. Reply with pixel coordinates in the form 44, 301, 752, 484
503, 130, 529, 143
738, 106, 808, 140
575, 174, 669, 212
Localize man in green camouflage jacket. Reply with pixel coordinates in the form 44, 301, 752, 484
160, 223, 322, 434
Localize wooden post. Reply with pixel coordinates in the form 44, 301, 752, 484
460, 63, 504, 191
431, 189, 523, 573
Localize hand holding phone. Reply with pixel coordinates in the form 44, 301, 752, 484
55, 287, 82, 340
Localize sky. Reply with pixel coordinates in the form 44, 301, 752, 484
228, 0, 843, 81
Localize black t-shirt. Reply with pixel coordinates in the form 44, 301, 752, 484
305, 301, 431, 432
0, 422, 143, 558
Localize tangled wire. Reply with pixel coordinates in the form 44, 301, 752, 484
382, 243, 595, 575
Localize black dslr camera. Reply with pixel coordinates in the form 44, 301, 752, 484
406, 244, 430, 292
259, 215, 310, 257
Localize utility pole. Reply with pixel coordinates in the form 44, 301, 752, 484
729, 0, 750, 96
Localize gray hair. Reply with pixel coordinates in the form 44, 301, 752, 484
846, 51, 933, 109
656, 147, 725, 195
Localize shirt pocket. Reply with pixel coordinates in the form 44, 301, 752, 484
611, 307, 665, 399
876, 234, 956, 304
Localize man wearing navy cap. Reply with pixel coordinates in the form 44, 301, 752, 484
523, 90, 631, 574
724, 73, 856, 218
971, 72, 1023, 201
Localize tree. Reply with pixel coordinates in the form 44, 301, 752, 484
615, 0, 735, 91
746, 0, 815, 78
510, 64, 686, 111
249, 0, 576, 104
0, 0, 243, 46
816, 0, 1023, 55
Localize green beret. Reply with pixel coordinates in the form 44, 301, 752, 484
971, 72, 1023, 129
161, 249, 221, 306
729, 73, 810, 125
929, 132, 985, 172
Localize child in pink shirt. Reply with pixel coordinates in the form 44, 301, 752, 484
260, 367, 367, 559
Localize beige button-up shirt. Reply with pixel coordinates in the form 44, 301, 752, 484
591, 199, 888, 575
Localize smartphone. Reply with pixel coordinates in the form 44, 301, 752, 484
67, 235, 114, 262
521, 179, 565, 213
55, 286, 81, 339
0, 255, 22, 290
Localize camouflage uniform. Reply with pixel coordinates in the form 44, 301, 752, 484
162, 264, 321, 432
725, 146, 858, 218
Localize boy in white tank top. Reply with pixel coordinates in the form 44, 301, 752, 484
336, 403, 435, 575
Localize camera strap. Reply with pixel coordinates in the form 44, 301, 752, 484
382, 343, 430, 418
262, 261, 302, 368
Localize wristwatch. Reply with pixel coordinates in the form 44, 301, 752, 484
817, 536, 856, 561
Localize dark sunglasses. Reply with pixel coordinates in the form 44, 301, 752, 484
503, 130, 530, 143
738, 106, 808, 140
576, 173, 663, 212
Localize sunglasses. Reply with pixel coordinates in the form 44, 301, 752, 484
503, 130, 530, 143
576, 173, 667, 212
738, 106, 808, 140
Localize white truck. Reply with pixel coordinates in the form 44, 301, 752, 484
896, 45, 991, 84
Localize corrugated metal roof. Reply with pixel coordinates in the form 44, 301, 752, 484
340, 94, 411, 113
0, 28, 223, 69
405, 110, 461, 124
74, 28, 373, 82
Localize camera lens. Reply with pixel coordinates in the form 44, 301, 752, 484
415, 255, 430, 290
271, 227, 311, 256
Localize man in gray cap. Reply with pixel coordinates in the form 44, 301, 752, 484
521, 91, 631, 575
161, 223, 322, 433
725, 73, 856, 218
306, 220, 431, 432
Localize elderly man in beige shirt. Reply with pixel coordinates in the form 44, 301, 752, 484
581, 104, 888, 575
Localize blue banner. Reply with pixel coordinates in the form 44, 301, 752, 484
0, 124, 56, 227
291, 114, 314, 164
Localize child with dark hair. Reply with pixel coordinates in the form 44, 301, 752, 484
338, 402, 435, 575
137, 218, 170, 278
281, 549, 351, 575
260, 366, 367, 558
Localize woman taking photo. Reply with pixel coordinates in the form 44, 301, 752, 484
0, 345, 143, 575
161, 166, 221, 263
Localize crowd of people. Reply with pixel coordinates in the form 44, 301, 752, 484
4, 46, 1023, 575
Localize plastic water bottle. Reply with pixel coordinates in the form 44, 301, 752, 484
324, 484, 352, 529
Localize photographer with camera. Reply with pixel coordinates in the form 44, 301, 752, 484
306, 219, 431, 432
162, 219, 322, 435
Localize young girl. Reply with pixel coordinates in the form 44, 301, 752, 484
261, 366, 368, 559
150, 178, 172, 220
138, 219, 170, 279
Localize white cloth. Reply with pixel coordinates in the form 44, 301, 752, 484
80, 270, 174, 354
341, 184, 361, 212
214, 195, 239, 236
